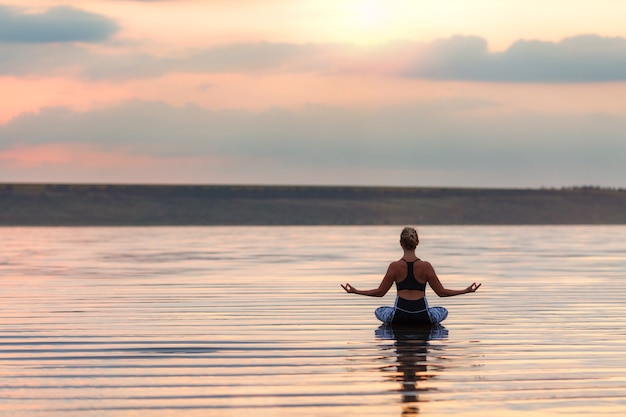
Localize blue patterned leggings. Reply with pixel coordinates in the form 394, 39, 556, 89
375, 297, 448, 325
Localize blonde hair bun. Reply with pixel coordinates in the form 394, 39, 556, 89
400, 227, 419, 250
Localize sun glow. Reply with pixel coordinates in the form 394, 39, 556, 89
354, 0, 387, 28
321, 0, 399, 44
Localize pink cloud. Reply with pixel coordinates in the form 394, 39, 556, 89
0, 76, 133, 124
0, 142, 272, 184
0, 143, 186, 169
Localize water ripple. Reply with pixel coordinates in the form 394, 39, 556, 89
1, 226, 626, 416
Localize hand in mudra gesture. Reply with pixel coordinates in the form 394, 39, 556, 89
341, 283, 357, 293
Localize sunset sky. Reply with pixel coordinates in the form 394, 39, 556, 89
1, 0, 625, 187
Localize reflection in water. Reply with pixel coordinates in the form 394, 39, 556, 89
376, 324, 449, 416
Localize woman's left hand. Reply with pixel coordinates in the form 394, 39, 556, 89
341, 283, 357, 293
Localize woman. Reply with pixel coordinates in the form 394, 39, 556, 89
341, 227, 481, 325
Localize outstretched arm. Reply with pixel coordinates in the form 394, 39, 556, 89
425, 262, 481, 297
341, 264, 396, 297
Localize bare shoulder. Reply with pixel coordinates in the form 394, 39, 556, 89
388, 259, 405, 270
387, 259, 409, 275
415, 259, 435, 273
416, 259, 433, 267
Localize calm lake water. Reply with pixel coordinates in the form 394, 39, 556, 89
1, 225, 626, 417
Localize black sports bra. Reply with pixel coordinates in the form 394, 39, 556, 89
396, 259, 426, 291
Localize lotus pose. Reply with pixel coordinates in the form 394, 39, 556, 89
341, 227, 481, 325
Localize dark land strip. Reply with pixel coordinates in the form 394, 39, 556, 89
1, 183, 625, 225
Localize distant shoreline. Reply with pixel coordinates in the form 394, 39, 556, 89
1, 183, 625, 226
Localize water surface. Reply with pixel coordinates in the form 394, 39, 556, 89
1, 226, 625, 416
